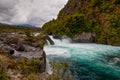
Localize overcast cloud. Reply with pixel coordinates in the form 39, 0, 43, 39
0, 0, 68, 27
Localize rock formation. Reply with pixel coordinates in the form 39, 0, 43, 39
72, 32, 96, 43
0, 33, 46, 72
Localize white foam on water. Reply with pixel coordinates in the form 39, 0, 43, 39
45, 36, 120, 60
46, 40, 50, 45
49, 35, 71, 45
49, 36, 61, 45
44, 45, 71, 58
44, 36, 120, 79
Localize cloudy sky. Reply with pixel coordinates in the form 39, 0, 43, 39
0, 0, 68, 27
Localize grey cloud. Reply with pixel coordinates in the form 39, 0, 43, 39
0, 0, 17, 23
0, 0, 68, 27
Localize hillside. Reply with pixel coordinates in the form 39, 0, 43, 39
42, 0, 120, 45
0, 23, 41, 33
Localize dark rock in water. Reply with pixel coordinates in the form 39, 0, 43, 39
53, 35, 70, 40
61, 35, 69, 39
53, 35, 62, 40
72, 32, 95, 43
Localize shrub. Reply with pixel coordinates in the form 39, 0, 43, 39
49, 61, 72, 80
0, 65, 7, 80
17, 58, 43, 73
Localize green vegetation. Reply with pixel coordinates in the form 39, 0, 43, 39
0, 51, 72, 80
48, 61, 72, 80
0, 52, 44, 73
42, 0, 120, 45
0, 66, 7, 80
0, 51, 44, 79
16, 58, 43, 73
25, 32, 46, 49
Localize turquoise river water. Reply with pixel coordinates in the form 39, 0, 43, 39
44, 36, 120, 80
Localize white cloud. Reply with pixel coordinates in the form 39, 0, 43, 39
0, 0, 68, 27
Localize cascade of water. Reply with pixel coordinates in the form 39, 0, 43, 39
46, 40, 51, 45
49, 36, 61, 45
45, 58, 52, 74
49, 35, 71, 45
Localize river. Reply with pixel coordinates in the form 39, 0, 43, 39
44, 36, 120, 80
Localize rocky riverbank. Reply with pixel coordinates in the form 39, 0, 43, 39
0, 32, 48, 80
52, 32, 120, 46
52, 33, 95, 43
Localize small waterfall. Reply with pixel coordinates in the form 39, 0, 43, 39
49, 36, 61, 44
46, 36, 55, 45
62, 37, 71, 44
45, 35, 71, 75
45, 58, 52, 74
46, 40, 51, 45
49, 35, 71, 45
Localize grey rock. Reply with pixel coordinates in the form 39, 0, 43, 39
53, 35, 62, 40
0, 43, 15, 55
72, 32, 95, 43
0, 33, 46, 72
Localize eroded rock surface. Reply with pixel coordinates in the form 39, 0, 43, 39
0, 33, 46, 72
72, 32, 95, 43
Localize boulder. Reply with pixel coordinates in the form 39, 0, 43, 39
72, 32, 95, 43
53, 35, 62, 40
0, 43, 15, 55
15, 44, 25, 52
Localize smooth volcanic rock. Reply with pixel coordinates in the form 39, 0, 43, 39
0, 33, 46, 72
0, 43, 15, 55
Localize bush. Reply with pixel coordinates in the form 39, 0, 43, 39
0, 66, 7, 80
42, 0, 120, 44
17, 58, 43, 73
49, 61, 72, 80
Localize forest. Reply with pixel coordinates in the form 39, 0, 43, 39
42, 0, 120, 45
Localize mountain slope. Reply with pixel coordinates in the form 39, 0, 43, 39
42, 0, 120, 45
0, 23, 41, 33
